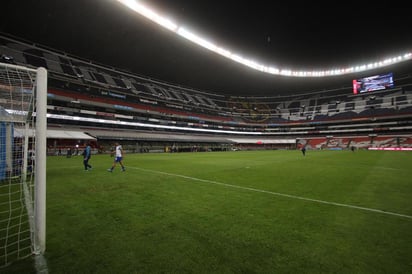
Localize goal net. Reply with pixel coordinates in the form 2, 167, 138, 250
0, 63, 47, 267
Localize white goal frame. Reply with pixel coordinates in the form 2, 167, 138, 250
0, 62, 47, 267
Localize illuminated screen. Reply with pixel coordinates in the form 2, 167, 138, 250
352, 72, 394, 94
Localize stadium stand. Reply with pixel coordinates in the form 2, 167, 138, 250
1, 33, 412, 153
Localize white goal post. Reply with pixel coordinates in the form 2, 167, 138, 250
0, 62, 47, 267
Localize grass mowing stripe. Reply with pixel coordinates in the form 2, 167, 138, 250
129, 166, 412, 220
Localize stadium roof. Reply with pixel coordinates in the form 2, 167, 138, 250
14, 128, 96, 140
1, 1, 412, 96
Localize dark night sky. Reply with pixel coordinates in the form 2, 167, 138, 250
1, 0, 411, 96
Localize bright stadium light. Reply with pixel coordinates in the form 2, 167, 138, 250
117, 0, 177, 31
117, 0, 412, 77
177, 27, 218, 52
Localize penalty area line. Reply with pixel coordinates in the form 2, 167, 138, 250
129, 166, 412, 220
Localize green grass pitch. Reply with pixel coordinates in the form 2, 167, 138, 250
5, 149, 412, 273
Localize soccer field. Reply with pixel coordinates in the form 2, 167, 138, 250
6, 150, 412, 273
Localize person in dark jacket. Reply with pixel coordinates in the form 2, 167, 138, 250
83, 143, 92, 171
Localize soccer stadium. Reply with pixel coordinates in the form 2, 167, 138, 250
1, 1, 412, 273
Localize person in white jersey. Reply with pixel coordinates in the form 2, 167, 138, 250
107, 142, 126, 172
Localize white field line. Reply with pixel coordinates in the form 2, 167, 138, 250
129, 166, 412, 220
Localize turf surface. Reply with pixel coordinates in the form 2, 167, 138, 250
4, 150, 412, 273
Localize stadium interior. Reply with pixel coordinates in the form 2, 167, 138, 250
1, 33, 411, 155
